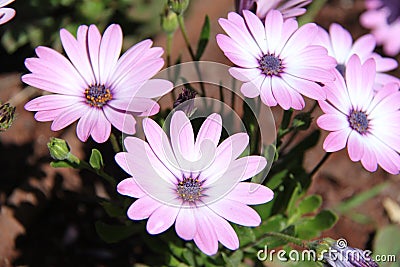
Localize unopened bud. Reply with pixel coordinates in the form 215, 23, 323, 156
161, 7, 179, 35
168, 0, 189, 15
173, 87, 197, 117
0, 102, 16, 132
47, 137, 72, 161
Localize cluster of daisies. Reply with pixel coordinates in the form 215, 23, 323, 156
2, 0, 397, 256
218, 2, 400, 175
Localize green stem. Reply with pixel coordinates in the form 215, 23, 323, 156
309, 152, 332, 177
240, 231, 307, 251
109, 133, 121, 153
166, 33, 177, 102
177, 14, 206, 98
298, 0, 328, 25
79, 160, 117, 188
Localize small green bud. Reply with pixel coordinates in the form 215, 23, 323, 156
47, 137, 72, 161
161, 7, 179, 35
168, 0, 189, 15
292, 112, 312, 131
0, 102, 16, 132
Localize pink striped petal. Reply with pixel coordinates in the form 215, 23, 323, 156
103, 105, 136, 134
99, 24, 123, 84
208, 198, 261, 226
147, 205, 180, 235
226, 182, 274, 205
323, 128, 351, 152
347, 131, 364, 162
117, 178, 146, 198
51, 103, 89, 131
127, 195, 162, 220
193, 207, 219, 256
91, 113, 112, 143
76, 108, 98, 142
175, 207, 196, 240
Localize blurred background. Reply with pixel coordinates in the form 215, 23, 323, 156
0, 0, 400, 266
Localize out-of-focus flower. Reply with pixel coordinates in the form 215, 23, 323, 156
116, 111, 274, 255
173, 87, 197, 117
360, 0, 400, 56
317, 55, 400, 174
0, 102, 15, 131
0, 0, 15, 25
217, 10, 336, 110
23, 24, 173, 143
236, 0, 312, 20
317, 23, 399, 90
312, 238, 379, 267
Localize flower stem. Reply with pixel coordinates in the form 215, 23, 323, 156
177, 14, 207, 98
166, 33, 177, 102
309, 152, 332, 177
79, 160, 117, 188
109, 133, 121, 153
240, 231, 307, 251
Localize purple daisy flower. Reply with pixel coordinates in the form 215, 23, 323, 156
317, 55, 400, 174
236, 0, 312, 20
317, 23, 399, 90
0, 0, 15, 25
360, 0, 400, 56
116, 111, 274, 255
23, 24, 173, 143
217, 10, 336, 110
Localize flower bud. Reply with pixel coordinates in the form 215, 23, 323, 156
168, 0, 189, 15
161, 6, 179, 35
173, 87, 197, 117
47, 137, 72, 161
0, 102, 16, 132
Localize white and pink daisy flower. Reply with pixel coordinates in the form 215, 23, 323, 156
316, 23, 399, 90
23, 24, 173, 143
0, 0, 15, 25
360, 0, 400, 56
217, 10, 336, 110
116, 111, 274, 255
236, 0, 312, 20
317, 55, 400, 174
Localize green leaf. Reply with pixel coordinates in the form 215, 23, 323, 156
182, 248, 196, 267
373, 225, 400, 267
297, 195, 322, 215
296, 210, 338, 239
95, 221, 138, 243
100, 201, 125, 218
234, 225, 256, 247
222, 250, 243, 267
195, 15, 210, 60
89, 149, 104, 170
50, 160, 77, 168
288, 195, 322, 222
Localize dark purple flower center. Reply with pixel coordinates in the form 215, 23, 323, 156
381, 0, 400, 24
85, 84, 112, 108
348, 110, 369, 134
177, 177, 203, 202
259, 53, 283, 76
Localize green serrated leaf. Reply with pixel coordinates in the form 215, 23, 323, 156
195, 15, 210, 60
297, 195, 322, 215
89, 149, 104, 170
95, 221, 138, 243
